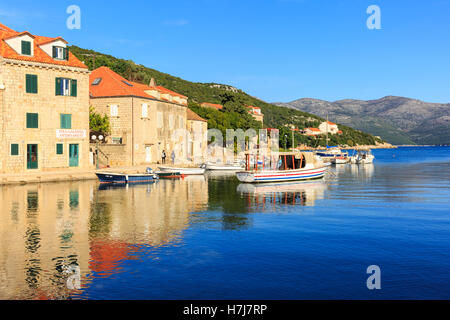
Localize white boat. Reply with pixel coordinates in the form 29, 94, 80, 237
315, 146, 348, 163
157, 166, 205, 175
331, 155, 349, 164
349, 149, 375, 164
205, 162, 244, 171
236, 151, 327, 183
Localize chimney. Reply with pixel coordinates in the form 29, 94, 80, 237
150, 78, 156, 87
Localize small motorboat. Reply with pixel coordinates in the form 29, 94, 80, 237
236, 151, 327, 183
331, 155, 349, 164
157, 166, 206, 175
96, 168, 158, 184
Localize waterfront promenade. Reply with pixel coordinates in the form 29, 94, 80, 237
0, 164, 161, 186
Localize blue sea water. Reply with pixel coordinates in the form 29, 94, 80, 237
0, 147, 449, 299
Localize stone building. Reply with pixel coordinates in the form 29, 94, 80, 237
89, 67, 207, 166
186, 108, 208, 164
247, 106, 264, 123
318, 121, 339, 134
0, 23, 90, 173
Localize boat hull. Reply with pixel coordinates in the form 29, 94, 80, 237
158, 166, 205, 175
236, 166, 327, 183
206, 164, 244, 171
96, 172, 158, 184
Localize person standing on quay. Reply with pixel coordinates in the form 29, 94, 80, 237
171, 150, 175, 165
162, 150, 166, 164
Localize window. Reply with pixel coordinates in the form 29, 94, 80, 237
60, 114, 72, 129
26, 74, 38, 94
26, 113, 38, 128
142, 103, 148, 118
92, 77, 102, 85
11, 144, 19, 156
110, 105, 119, 117
56, 143, 63, 155
55, 78, 77, 96
52, 46, 68, 60
112, 137, 122, 144
157, 112, 163, 128
21, 40, 31, 55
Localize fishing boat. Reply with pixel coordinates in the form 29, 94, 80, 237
157, 166, 206, 175
349, 149, 375, 164
96, 168, 159, 184
315, 146, 348, 163
236, 151, 327, 183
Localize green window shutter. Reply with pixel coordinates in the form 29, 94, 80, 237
21, 41, 31, 55
70, 79, 77, 97
56, 144, 63, 155
60, 114, 72, 129
26, 74, 37, 94
64, 48, 69, 60
26, 113, 38, 128
55, 78, 61, 96
52, 46, 57, 58
11, 144, 19, 156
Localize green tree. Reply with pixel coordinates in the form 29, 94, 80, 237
89, 107, 110, 135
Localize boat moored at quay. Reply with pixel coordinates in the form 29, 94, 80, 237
236, 152, 328, 183
96, 169, 159, 184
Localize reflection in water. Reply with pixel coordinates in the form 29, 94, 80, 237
237, 180, 327, 208
0, 178, 209, 299
1, 147, 449, 299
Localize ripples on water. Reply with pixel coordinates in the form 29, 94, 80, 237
0, 147, 449, 299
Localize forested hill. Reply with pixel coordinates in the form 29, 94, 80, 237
70, 45, 381, 147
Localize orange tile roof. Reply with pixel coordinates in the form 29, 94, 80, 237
327, 121, 336, 125
201, 102, 223, 110
306, 127, 321, 132
89, 66, 188, 104
187, 108, 207, 122
0, 22, 87, 69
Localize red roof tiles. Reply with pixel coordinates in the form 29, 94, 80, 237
0, 22, 87, 69
187, 108, 207, 122
201, 102, 223, 110
90, 66, 188, 104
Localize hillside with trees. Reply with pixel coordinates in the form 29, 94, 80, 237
70, 45, 382, 148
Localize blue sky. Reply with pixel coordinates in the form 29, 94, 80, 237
1, 0, 450, 103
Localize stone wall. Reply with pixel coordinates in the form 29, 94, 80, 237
0, 59, 90, 173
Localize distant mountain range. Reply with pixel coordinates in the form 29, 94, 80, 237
275, 96, 450, 145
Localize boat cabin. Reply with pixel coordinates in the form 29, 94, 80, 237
244, 152, 320, 172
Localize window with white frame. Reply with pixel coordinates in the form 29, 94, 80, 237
142, 103, 148, 118
110, 105, 119, 117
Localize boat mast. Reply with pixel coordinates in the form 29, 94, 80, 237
326, 114, 329, 147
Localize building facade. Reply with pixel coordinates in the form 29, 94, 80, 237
0, 23, 90, 174
318, 121, 339, 134
247, 106, 264, 123
186, 108, 208, 164
89, 67, 206, 166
